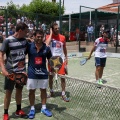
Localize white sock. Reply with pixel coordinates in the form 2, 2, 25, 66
31, 106, 35, 110
96, 80, 99, 82
50, 89, 54, 92
62, 91, 65, 96
42, 105, 46, 110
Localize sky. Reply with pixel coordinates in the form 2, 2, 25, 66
0, 0, 113, 14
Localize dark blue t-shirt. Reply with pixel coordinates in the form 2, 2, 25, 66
27, 42, 52, 79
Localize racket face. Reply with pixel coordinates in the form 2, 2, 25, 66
49, 56, 63, 70
80, 58, 87, 66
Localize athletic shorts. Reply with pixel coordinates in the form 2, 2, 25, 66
4, 77, 23, 91
27, 78, 48, 90
48, 61, 67, 75
95, 57, 106, 67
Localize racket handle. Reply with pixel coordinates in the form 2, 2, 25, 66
55, 73, 57, 80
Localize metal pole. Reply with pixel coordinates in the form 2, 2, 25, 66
59, 0, 62, 33
79, 6, 81, 52
69, 14, 71, 40
5, 9, 8, 37
63, 0, 64, 7
36, 14, 39, 30
116, 5, 119, 53
95, 9, 97, 39
90, 11, 91, 24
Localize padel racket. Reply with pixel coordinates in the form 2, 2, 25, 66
0, 72, 28, 86
80, 58, 88, 66
49, 56, 63, 88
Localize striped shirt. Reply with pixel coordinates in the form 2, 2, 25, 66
0, 36, 27, 73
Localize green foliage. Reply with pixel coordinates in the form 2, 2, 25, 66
6, 0, 19, 18
0, 0, 65, 26
1, 0, 64, 16
18, 0, 64, 17
28, 0, 64, 16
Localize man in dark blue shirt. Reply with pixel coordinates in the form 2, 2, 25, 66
27, 29, 52, 119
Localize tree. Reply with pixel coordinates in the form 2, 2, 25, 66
6, 0, 20, 18
28, 0, 64, 16
52, 0, 56, 2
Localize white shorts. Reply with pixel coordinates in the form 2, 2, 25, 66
27, 78, 48, 90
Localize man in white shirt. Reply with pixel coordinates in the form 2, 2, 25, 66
88, 30, 109, 84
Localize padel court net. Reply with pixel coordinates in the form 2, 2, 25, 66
0, 74, 120, 120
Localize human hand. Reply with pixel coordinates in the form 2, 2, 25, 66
1, 68, 9, 77
87, 56, 91, 60
50, 28, 53, 35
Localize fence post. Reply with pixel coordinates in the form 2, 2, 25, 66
5, 9, 8, 37
79, 6, 81, 52
95, 9, 97, 39
36, 13, 39, 29
59, 0, 62, 33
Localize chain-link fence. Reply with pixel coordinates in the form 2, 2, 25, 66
0, 73, 120, 120
1, 6, 120, 52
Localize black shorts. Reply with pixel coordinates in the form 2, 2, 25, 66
95, 57, 106, 67
4, 77, 23, 91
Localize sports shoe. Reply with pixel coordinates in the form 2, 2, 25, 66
97, 79, 103, 85
15, 109, 26, 117
28, 109, 35, 119
41, 108, 52, 117
3, 114, 9, 120
62, 95, 69, 102
47, 91, 54, 98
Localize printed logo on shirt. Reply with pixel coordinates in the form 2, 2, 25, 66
16, 50, 25, 60
35, 68, 45, 75
18, 61, 25, 69
35, 57, 42, 64
100, 48, 106, 53
52, 41, 61, 48
56, 42, 61, 48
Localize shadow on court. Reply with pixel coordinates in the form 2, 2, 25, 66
9, 103, 67, 119
47, 91, 70, 98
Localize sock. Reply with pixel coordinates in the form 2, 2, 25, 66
31, 106, 35, 110
4, 109, 8, 114
62, 91, 65, 96
96, 80, 99, 83
42, 105, 46, 110
50, 89, 54, 92
16, 104, 21, 111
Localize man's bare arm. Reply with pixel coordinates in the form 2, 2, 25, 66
0, 52, 9, 76
45, 28, 52, 46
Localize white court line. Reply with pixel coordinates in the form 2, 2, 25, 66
89, 72, 120, 82
0, 81, 79, 107
0, 94, 40, 107
1, 72, 120, 107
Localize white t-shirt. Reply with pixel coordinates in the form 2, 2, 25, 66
94, 37, 108, 58
46, 34, 66, 60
